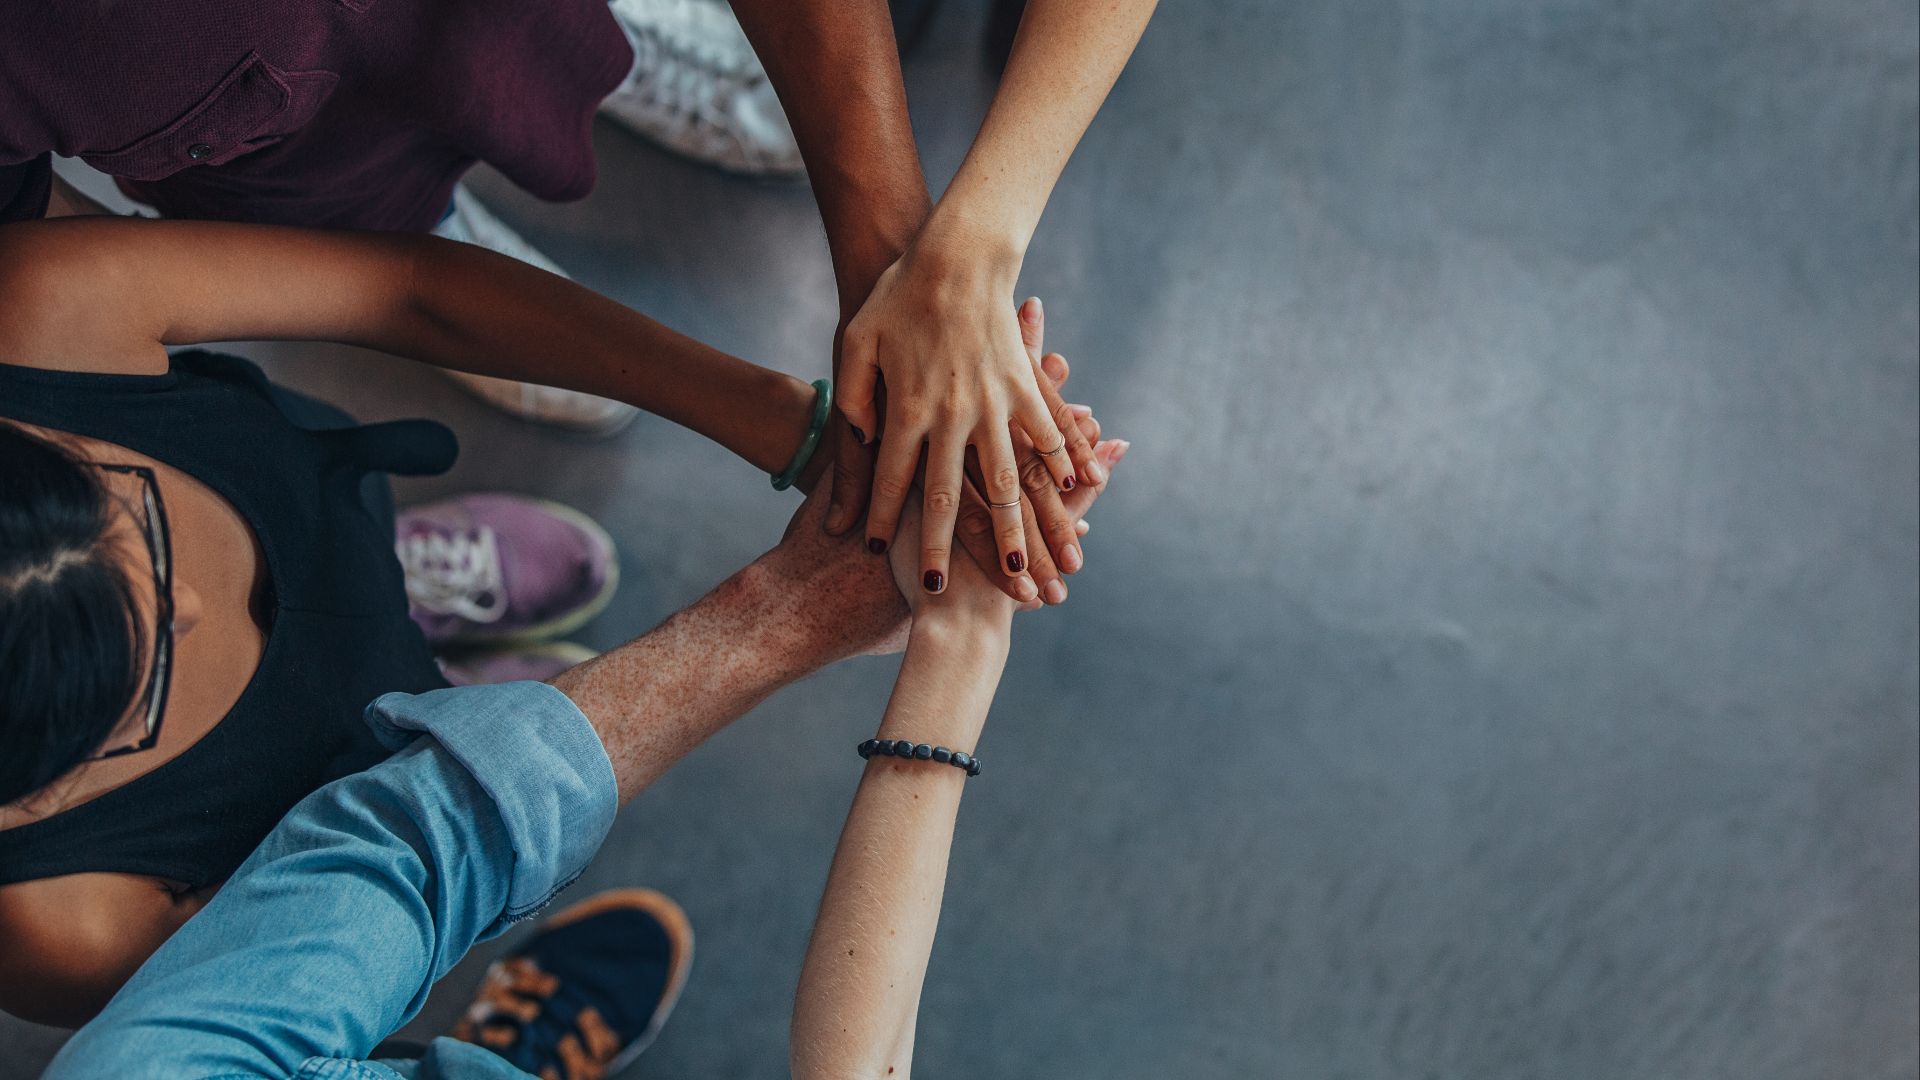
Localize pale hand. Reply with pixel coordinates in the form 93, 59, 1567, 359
838, 229, 1099, 594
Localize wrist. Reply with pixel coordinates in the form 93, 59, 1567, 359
827, 193, 932, 317
915, 203, 1027, 277
729, 560, 839, 681
760, 371, 820, 475
873, 617, 1009, 751
908, 605, 1013, 660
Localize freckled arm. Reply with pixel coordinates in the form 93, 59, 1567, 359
789, 609, 1012, 1080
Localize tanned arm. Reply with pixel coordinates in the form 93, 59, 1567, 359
724, 0, 934, 533
726, 0, 930, 314
549, 483, 910, 803
0, 217, 815, 473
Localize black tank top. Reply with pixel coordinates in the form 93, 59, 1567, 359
0, 350, 455, 887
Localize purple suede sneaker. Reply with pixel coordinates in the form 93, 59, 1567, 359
438, 641, 599, 686
396, 494, 618, 647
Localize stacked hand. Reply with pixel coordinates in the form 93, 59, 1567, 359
766, 411, 1128, 664
826, 271, 1107, 606
887, 435, 1127, 622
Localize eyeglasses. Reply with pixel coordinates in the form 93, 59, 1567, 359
84, 463, 173, 761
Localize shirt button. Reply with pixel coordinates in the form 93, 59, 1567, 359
187, 143, 213, 160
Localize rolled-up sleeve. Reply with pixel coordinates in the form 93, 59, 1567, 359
46, 681, 616, 1080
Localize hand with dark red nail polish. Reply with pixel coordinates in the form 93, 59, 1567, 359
923, 570, 945, 593
1006, 552, 1025, 573
867, 537, 888, 555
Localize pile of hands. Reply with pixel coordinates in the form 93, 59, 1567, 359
770, 295, 1129, 657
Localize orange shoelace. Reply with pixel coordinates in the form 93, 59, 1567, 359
453, 957, 623, 1080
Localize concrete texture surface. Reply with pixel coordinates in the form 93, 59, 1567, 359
5, 0, 1916, 1076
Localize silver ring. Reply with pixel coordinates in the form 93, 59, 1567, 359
1038, 441, 1070, 458
986, 497, 1021, 510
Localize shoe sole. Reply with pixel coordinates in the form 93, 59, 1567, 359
596, 98, 807, 180
435, 498, 621, 647
505, 640, 601, 664
433, 189, 641, 437
435, 641, 602, 685
541, 887, 696, 1073
438, 368, 641, 438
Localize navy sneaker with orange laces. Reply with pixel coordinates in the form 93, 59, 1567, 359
453, 889, 694, 1080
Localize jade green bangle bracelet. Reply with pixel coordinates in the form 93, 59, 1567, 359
771, 379, 833, 491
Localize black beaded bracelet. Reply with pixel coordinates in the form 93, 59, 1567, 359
857, 738, 981, 777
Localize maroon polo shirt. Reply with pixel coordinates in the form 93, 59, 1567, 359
0, 1, 632, 230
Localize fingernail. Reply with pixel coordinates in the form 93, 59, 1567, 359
850, 425, 866, 445
1061, 474, 1075, 491
1087, 462, 1108, 485
1014, 577, 1038, 602
1023, 297, 1042, 321
1007, 551, 1025, 573
1061, 545, 1083, 573
923, 570, 944, 593
1043, 580, 1068, 604
867, 537, 887, 555
1115, 441, 1132, 460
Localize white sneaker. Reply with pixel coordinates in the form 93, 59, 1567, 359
430, 187, 639, 435
601, 0, 806, 178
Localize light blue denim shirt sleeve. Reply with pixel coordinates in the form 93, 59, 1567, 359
44, 681, 617, 1080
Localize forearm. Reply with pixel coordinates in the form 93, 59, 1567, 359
400, 237, 814, 472
930, 0, 1158, 256
726, 0, 932, 313
0, 219, 817, 471
790, 609, 1012, 1080
549, 559, 840, 804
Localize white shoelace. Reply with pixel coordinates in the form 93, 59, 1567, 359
631, 42, 728, 133
398, 527, 508, 624
620, 0, 762, 79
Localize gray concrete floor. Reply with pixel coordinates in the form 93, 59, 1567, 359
8, 0, 1919, 1076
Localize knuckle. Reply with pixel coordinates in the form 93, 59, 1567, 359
957, 509, 996, 546
1019, 455, 1053, 492
924, 488, 960, 515
834, 457, 866, 486
873, 473, 913, 501
894, 400, 933, 428
991, 466, 1022, 494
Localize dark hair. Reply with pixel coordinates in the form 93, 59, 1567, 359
0, 423, 149, 804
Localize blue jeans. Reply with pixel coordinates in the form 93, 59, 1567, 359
46, 681, 619, 1080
